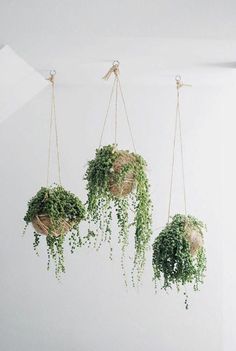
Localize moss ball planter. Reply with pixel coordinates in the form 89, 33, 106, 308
31, 214, 72, 237
108, 150, 136, 197
85, 144, 152, 285
24, 185, 86, 278
152, 214, 206, 305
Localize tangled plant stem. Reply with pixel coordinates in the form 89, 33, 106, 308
24, 185, 87, 279
85, 144, 152, 285
152, 213, 206, 307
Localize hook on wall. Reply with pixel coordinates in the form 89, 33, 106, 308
175, 75, 192, 89
47, 69, 56, 83
112, 60, 120, 67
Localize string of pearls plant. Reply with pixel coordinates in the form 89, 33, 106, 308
85, 144, 152, 285
152, 214, 206, 308
24, 185, 86, 279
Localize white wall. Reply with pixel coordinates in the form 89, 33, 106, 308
0, 65, 227, 351
1, 0, 236, 349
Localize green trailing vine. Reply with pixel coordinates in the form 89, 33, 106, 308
85, 144, 152, 285
24, 185, 86, 278
152, 214, 206, 307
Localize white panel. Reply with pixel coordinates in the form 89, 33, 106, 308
0, 45, 48, 122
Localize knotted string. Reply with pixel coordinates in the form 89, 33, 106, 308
46, 71, 62, 187
99, 61, 136, 153
167, 76, 191, 222
102, 62, 120, 80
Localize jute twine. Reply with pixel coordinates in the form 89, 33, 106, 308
167, 76, 202, 255
32, 72, 67, 237
98, 62, 138, 197
167, 76, 191, 223
46, 71, 62, 187
99, 61, 137, 153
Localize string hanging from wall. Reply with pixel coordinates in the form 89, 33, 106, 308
23, 70, 86, 279
84, 61, 152, 286
99, 60, 136, 152
152, 76, 207, 309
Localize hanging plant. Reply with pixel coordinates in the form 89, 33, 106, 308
24, 185, 86, 277
152, 214, 206, 292
85, 144, 152, 284
85, 62, 152, 285
152, 76, 207, 308
23, 71, 86, 278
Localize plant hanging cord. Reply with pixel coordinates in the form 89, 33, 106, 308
99, 61, 137, 153
114, 72, 118, 145
98, 75, 116, 148
46, 71, 62, 186
167, 76, 191, 222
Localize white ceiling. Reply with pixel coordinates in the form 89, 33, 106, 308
2, 0, 236, 41
1, 0, 236, 87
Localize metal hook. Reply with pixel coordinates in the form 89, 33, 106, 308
113, 60, 120, 67
50, 69, 56, 76
175, 75, 192, 88
175, 75, 181, 82
47, 69, 56, 83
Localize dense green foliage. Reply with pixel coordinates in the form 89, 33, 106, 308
152, 214, 206, 293
24, 185, 86, 278
85, 144, 152, 285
